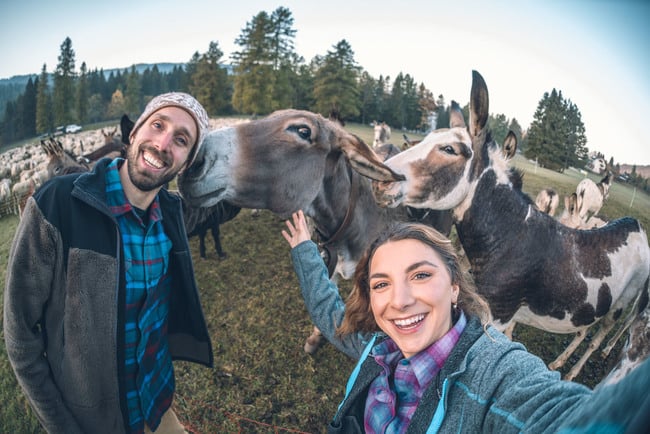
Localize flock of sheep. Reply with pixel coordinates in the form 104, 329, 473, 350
0, 130, 115, 217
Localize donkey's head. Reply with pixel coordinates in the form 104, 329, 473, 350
372, 70, 517, 215
41, 137, 88, 178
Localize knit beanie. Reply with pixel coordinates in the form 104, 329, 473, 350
129, 92, 209, 166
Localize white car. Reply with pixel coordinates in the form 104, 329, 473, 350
66, 124, 82, 133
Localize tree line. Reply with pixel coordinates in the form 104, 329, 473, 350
1, 6, 642, 184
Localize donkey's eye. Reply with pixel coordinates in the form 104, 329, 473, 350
289, 125, 312, 142
442, 145, 456, 155
297, 126, 311, 140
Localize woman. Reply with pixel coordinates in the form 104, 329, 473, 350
282, 210, 649, 433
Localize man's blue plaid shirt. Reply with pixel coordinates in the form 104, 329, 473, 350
105, 159, 173, 433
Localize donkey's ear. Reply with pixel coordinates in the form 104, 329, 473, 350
502, 131, 518, 160
340, 134, 406, 182
449, 101, 466, 129
469, 70, 489, 138
120, 114, 134, 145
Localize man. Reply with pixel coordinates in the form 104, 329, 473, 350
4, 93, 213, 433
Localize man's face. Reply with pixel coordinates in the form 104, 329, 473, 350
126, 106, 197, 191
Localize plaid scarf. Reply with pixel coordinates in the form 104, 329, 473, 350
106, 159, 174, 432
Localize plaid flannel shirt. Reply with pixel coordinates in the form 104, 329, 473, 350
106, 159, 174, 433
364, 312, 467, 433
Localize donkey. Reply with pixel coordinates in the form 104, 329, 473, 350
78, 126, 126, 163
371, 70, 650, 380
576, 172, 612, 220
177, 109, 452, 353
40, 137, 89, 178
559, 192, 608, 230
535, 188, 560, 216
372, 121, 391, 148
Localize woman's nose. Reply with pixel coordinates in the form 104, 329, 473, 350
391, 283, 415, 310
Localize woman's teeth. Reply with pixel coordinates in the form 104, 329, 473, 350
393, 314, 424, 328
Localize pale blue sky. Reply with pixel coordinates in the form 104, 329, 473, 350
1, 0, 648, 165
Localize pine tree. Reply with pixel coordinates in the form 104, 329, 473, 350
374, 75, 390, 123
524, 89, 587, 172
53, 37, 76, 126
76, 62, 89, 124
190, 41, 231, 115
358, 71, 379, 125
401, 74, 420, 130
232, 11, 275, 114
124, 66, 143, 116
417, 83, 436, 131
21, 78, 37, 138
387, 73, 405, 127
292, 62, 315, 110
434, 95, 449, 129
1, 101, 17, 144
36, 64, 52, 134
312, 40, 361, 120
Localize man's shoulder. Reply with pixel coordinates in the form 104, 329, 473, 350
33, 173, 80, 202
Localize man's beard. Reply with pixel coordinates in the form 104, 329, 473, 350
126, 146, 179, 191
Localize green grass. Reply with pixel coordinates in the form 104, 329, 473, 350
1, 121, 648, 433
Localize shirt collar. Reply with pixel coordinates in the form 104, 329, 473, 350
105, 158, 163, 223
372, 311, 468, 387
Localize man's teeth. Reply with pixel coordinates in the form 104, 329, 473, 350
394, 314, 424, 328
143, 151, 164, 169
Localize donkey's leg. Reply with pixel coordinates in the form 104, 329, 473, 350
211, 224, 226, 259
198, 231, 207, 259
548, 328, 588, 371
601, 293, 644, 357
565, 319, 617, 381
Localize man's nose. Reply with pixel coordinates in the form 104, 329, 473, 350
154, 132, 174, 151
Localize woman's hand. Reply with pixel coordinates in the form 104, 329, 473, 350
282, 210, 311, 248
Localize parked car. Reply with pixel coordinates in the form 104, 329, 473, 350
65, 124, 83, 133
616, 173, 632, 183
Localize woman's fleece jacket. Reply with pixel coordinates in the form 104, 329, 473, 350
290, 239, 650, 434
3, 159, 213, 434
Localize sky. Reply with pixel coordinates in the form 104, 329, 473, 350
1, 0, 649, 165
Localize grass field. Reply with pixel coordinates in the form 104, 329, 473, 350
1, 121, 648, 433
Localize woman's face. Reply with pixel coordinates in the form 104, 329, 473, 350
369, 239, 459, 358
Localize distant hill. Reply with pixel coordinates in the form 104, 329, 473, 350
99, 62, 185, 76
0, 63, 185, 111
0, 74, 37, 110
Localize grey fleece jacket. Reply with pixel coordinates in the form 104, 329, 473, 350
3, 159, 213, 434
290, 239, 650, 433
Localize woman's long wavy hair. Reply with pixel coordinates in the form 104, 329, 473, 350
337, 222, 491, 336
